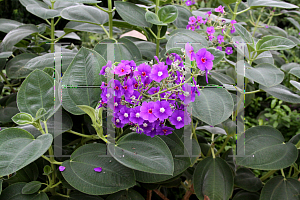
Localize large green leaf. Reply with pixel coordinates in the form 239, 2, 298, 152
191, 88, 234, 126
235, 126, 298, 170
61, 143, 136, 195
234, 23, 254, 45
0, 128, 53, 177
145, 11, 166, 26
0, 24, 39, 51
238, 63, 284, 87
281, 63, 300, 72
61, 5, 109, 25
106, 189, 144, 200
22, 181, 42, 194
234, 168, 262, 192
193, 157, 234, 200
134, 41, 157, 60
166, 29, 208, 52
26, 4, 60, 20
0, 19, 23, 33
248, 0, 298, 9
61, 47, 106, 115
256, 36, 296, 52
287, 17, 300, 32
6, 53, 37, 79
290, 80, 300, 91
260, 84, 300, 103
289, 67, 300, 79
5, 162, 39, 184
134, 132, 191, 183
19, 0, 48, 8
210, 71, 235, 84
17, 69, 58, 121
158, 5, 178, 24
207, 48, 225, 65
173, 5, 192, 29
260, 176, 300, 200
115, 1, 151, 28
94, 38, 142, 62
232, 191, 260, 200
108, 132, 174, 175
0, 182, 48, 200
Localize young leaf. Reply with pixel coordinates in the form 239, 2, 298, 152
22, 181, 42, 194
12, 113, 34, 125
158, 5, 178, 24
145, 11, 167, 26
77, 105, 97, 124
43, 165, 52, 176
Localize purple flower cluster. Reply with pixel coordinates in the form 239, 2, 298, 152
184, 0, 195, 6
99, 55, 200, 137
186, 16, 207, 31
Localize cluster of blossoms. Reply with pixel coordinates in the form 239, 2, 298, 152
98, 45, 214, 137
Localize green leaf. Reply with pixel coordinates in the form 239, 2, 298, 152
235, 126, 298, 170
145, 11, 166, 26
0, 24, 39, 51
55, 0, 101, 2
196, 125, 227, 135
12, 113, 34, 125
158, 5, 178, 24
61, 47, 106, 115
6, 53, 37, 79
260, 84, 300, 103
0, 18, 23, 33
232, 190, 260, 200
64, 21, 122, 34
234, 168, 262, 192
22, 181, 42, 194
108, 132, 174, 175
26, 4, 60, 20
0, 182, 48, 200
260, 176, 300, 200
165, 47, 183, 56
0, 51, 12, 59
287, 17, 300, 31
115, 1, 151, 28
17, 69, 58, 121
61, 143, 135, 195
289, 67, 300, 79
61, 5, 108, 25
106, 189, 144, 200
233, 23, 254, 45
134, 132, 191, 183
290, 80, 300, 91
193, 157, 234, 200
256, 36, 296, 52
239, 63, 284, 87
43, 165, 52, 176
281, 63, 300, 72
0, 179, 2, 195
135, 41, 157, 60
94, 38, 142, 62
192, 88, 234, 126
6, 162, 39, 184
207, 48, 225, 65
210, 71, 235, 85
166, 29, 208, 52
49, 192, 104, 200
0, 128, 53, 177
248, 0, 299, 9
77, 105, 96, 124
173, 5, 192, 29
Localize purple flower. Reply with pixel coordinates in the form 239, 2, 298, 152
188, 16, 196, 24
185, 43, 196, 61
100, 60, 112, 75
216, 46, 222, 51
150, 62, 169, 82
166, 53, 183, 66
113, 115, 124, 128
217, 35, 224, 44
122, 78, 134, 98
206, 26, 215, 35
157, 126, 174, 135
140, 101, 157, 122
140, 120, 153, 133
169, 110, 190, 129
208, 35, 215, 41
230, 20, 237, 25
148, 86, 160, 95
119, 106, 131, 124
114, 62, 131, 76
130, 106, 144, 125
59, 166, 66, 172
110, 79, 123, 98
186, 24, 195, 31
197, 16, 204, 24
265, 25, 269, 28
206, 10, 212, 16
178, 84, 200, 104
215, 5, 225, 13
230, 26, 236, 34
94, 167, 102, 172
125, 90, 141, 104
135, 63, 151, 81
225, 47, 233, 55
185, 0, 192, 6
153, 101, 173, 121
204, 17, 208, 24
195, 48, 214, 84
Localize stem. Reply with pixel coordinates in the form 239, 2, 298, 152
43, 121, 48, 134
50, 181, 62, 188
56, 193, 70, 198
147, 190, 152, 200
100, 25, 110, 38
281, 169, 286, 179
260, 170, 277, 182
153, 189, 169, 200
182, 184, 194, 200
50, 1, 55, 53
45, 19, 51, 26
0, 72, 15, 92
38, 33, 51, 41
223, 0, 241, 41
245, 89, 262, 94
267, 8, 275, 26
156, 26, 161, 59
108, 0, 113, 39
211, 134, 215, 158
288, 166, 293, 177
155, 0, 159, 14
67, 130, 98, 138
252, 7, 264, 37
215, 135, 231, 156
54, 16, 61, 26
236, 7, 251, 15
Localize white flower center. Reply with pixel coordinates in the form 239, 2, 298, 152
158, 71, 163, 77
114, 102, 118, 106
143, 123, 148, 127
177, 116, 182, 122
135, 113, 140, 118
160, 108, 165, 113
124, 113, 128, 118
106, 94, 110, 98
116, 119, 120, 123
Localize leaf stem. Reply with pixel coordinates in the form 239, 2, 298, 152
156, 26, 161, 59
67, 130, 98, 138
107, 0, 113, 39
260, 170, 277, 182
0, 71, 15, 92
38, 34, 51, 41
236, 7, 251, 15
215, 135, 231, 156
50, 1, 55, 53
252, 7, 264, 37
245, 89, 262, 94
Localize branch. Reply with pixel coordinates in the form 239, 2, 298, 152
182, 184, 194, 200
153, 189, 169, 200
147, 190, 152, 200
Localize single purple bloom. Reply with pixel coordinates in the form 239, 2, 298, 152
208, 35, 215, 41
109, 79, 123, 98
100, 60, 111, 75
130, 106, 144, 125
125, 90, 141, 104
221, 28, 225, 34
185, 43, 196, 61
185, 0, 192, 6
59, 166, 66, 172
230, 26, 236, 34
195, 25, 200, 29
215, 5, 225, 13
178, 84, 199, 104
153, 101, 173, 121
188, 16, 196, 24
298, 32, 300, 35
169, 110, 191, 129
186, 24, 195, 31
140, 101, 157, 122
157, 126, 174, 136
206, 26, 215, 35
113, 115, 124, 128
119, 106, 131, 124
225, 47, 233, 55
230, 20, 237, 25
94, 167, 102, 172
172, 71, 184, 84
206, 10, 212, 16
150, 62, 169, 82
217, 35, 224, 44
197, 16, 204, 24
204, 17, 208, 24
122, 78, 134, 98
195, 48, 214, 72
114, 62, 131, 76
216, 46, 222, 51
142, 76, 152, 87
148, 86, 160, 95
265, 25, 269, 28
140, 120, 153, 133
135, 63, 151, 81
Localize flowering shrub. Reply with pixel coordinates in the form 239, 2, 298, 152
0, 0, 300, 199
